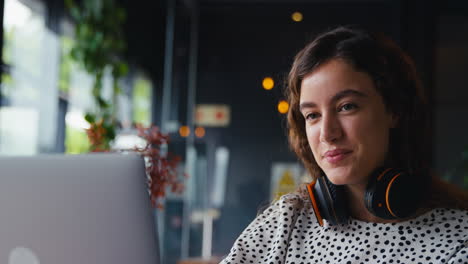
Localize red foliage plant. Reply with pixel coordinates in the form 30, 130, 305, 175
134, 124, 186, 209
85, 120, 110, 152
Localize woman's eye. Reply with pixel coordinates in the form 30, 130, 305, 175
305, 112, 320, 120
339, 103, 357, 112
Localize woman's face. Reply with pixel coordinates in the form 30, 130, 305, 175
299, 59, 395, 187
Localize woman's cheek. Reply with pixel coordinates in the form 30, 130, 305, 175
306, 125, 320, 159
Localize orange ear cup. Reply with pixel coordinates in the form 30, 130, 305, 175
376, 168, 400, 216
307, 180, 324, 227
385, 173, 402, 218
365, 167, 420, 219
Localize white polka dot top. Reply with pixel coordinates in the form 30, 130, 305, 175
220, 193, 468, 264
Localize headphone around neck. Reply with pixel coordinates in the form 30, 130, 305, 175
306, 167, 422, 226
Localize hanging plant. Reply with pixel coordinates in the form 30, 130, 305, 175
65, 0, 129, 151
134, 124, 187, 208
65, 0, 187, 206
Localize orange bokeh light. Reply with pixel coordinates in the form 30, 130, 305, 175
179, 126, 190, 137
291, 12, 303, 22
262, 77, 274, 90
277, 100, 289, 114
195, 127, 205, 138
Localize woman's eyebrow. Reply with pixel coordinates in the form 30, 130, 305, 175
299, 89, 367, 112
331, 89, 367, 103
299, 101, 317, 111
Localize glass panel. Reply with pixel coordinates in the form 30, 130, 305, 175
59, 33, 94, 154
63, 67, 94, 153
116, 77, 132, 130
132, 74, 152, 126
113, 71, 153, 151
1, 0, 59, 155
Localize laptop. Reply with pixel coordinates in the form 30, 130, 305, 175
0, 153, 160, 264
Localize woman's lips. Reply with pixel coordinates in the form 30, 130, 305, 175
323, 149, 352, 164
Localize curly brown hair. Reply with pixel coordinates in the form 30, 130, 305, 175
285, 26, 467, 210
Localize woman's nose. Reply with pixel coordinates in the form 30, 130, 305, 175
319, 113, 342, 144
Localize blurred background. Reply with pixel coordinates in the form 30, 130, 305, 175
1, 0, 467, 263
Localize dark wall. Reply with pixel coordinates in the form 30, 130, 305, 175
434, 13, 468, 187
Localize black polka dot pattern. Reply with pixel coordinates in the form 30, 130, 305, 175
220, 193, 468, 264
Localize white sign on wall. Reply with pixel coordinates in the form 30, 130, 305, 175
195, 104, 230, 127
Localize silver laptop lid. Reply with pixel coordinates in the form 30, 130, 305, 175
0, 153, 159, 264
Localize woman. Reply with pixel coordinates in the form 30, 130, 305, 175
220, 26, 468, 264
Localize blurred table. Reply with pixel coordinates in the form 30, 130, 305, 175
177, 257, 222, 264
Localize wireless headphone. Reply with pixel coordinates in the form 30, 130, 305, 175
306, 167, 422, 226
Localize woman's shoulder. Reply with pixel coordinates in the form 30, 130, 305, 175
420, 208, 468, 237
411, 208, 468, 262
219, 192, 315, 264
246, 192, 312, 232
388, 207, 468, 239
419, 207, 468, 225
266, 192, 310, 213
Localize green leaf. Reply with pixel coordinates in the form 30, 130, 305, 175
95, 31, 104, 45
114, 85, 123, 95
105, 125, 116, 140
84, 113, 96, 123
70, 48, 79, 61
70, 7, 81, 20
112, 62, 128, 77
97, 96, 110, 108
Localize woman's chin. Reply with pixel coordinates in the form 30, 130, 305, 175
326, 176, 351, 185
322, 167, 356, 185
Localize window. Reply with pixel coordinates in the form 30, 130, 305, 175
113, 71, 152, 150
1, 0, 60, 155
1, 0, 154, 155
132, 73, 152, 127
